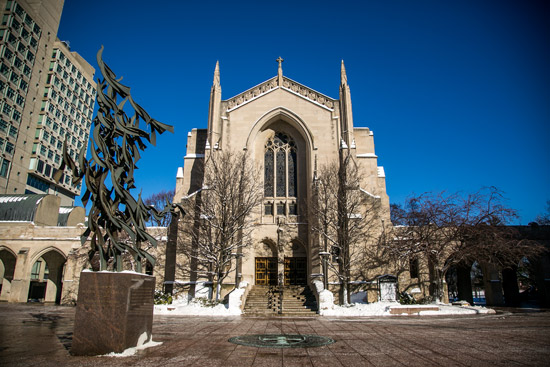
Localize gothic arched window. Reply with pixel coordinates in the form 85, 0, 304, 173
264, 132, 297, 215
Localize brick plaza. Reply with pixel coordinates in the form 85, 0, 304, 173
1, 303, 549, 366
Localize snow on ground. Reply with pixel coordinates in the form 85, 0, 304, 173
155, 282, 247, 316
155, 293, 495, 317
103, 332, 162, 357
154, 295, 243, 316
320, 301, 495, 317
420, 303, 496, 316
321, 301, 395, 317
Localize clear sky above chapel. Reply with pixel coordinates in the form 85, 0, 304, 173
57, 0, 549, 224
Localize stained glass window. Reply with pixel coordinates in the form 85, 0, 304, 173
264, 132, 298, 216
276, 150, 286, 197
288, 150, 296, 197
264, 149, 274, 197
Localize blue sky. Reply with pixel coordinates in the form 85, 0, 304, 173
57, 0, 549, 224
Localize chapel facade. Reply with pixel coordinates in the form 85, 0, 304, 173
173, 59, 391, 302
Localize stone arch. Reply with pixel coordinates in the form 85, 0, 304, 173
248, 108, 314, 224
289, 238, 307, 257
512, 256, 536, 306
445, 260, 474, 304
28, 246, 67, 304
258, 238, 277, 258
245, 107, 315, 153
0, 246, 17, 301
30, 246, 68, 265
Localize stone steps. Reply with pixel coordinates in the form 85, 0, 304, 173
243, 285, 318, 316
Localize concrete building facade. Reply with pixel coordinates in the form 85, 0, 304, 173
0, 0, 96, 206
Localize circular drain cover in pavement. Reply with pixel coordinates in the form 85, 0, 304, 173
228, 334, 334, 348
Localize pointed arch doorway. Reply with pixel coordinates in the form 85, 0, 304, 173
284, 240, 307, 285
255, 257, 307, 285
284, 257, 307, 285
255, 239, 308, 286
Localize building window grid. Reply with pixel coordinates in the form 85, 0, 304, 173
25, 48, 96, 191
51, 51, 95, 114
9, 3, 40, 39
4, 26, 36, 75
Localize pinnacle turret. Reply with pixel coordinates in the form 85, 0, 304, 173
213, 61, 220, 86
340, 60, 348, 85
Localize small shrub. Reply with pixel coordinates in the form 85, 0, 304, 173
154, 291, 173, 305
398, 291, 417, 305
195, 297, 223, 307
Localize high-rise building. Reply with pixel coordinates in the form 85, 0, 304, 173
0, 0, 96, 205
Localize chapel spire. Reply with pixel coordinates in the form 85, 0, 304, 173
213, 60, 220, 86
339, 60, 354, 148
340, 60, 348, 85
208, 61, 222, 151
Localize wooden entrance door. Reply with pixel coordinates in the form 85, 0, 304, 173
255, 257, 277, 285
284, 257, 307, 285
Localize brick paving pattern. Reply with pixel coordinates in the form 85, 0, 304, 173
1, 303, 549, 366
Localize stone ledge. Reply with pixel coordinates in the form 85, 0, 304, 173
389, 305, 440, 315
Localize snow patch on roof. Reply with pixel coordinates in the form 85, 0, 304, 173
0, 196, 28, 203
184, 154, 205, 159
360, 188, 381, 199
59, 207, 74, 214
356, 153, 377, 158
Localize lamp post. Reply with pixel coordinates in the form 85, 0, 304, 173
319, 251, 330, 291
232, 252, 244, 289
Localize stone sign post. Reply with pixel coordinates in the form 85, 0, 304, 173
71, 272, 156, 355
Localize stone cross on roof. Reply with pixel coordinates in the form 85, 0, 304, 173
277, 56, 284, 85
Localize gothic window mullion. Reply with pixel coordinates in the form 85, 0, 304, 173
276, 148, 286, 197
285, 148, 289, 197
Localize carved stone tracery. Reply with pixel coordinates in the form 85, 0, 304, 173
226, 76, 335, 111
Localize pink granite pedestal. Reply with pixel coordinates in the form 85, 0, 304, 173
71, 271, 155, 356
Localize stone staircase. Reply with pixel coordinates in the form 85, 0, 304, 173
243, 285, 318, 316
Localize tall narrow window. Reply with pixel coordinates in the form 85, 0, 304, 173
276, 150, 286, 196
288, 150, 297, 197
264, 149, 273, 197
409, 257, 419, 278
264, 132, 298, 215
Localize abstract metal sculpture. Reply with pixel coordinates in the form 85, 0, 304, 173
55, 46, 181, 272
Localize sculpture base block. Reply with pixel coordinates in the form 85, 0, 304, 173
71, 271, 155, 356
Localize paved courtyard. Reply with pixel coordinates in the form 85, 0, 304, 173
1, 303, 549, 366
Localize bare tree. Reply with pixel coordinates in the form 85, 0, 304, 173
389, 187, 545, 301
534, 200, 550, 225
390, 203, 407, 226
144, 189, 175, 227
179, 150, 262, 301
311, 152, 382, 305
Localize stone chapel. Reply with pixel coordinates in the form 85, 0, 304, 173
171, 58, 391, 305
